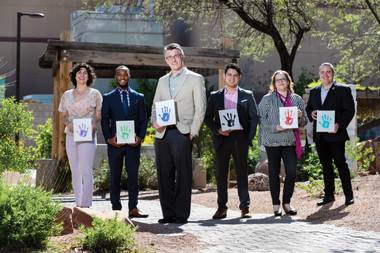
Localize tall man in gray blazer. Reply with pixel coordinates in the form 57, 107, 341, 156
151, 43, 207, 224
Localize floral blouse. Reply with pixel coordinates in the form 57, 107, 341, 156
58, 88, 102, 135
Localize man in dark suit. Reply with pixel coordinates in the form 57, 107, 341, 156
101, 65, 148, 217
306, 62, 355, 206
204, 63, 259, 219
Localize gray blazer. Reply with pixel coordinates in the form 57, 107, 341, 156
151, 67, 207, 139
258, 92, 307, 147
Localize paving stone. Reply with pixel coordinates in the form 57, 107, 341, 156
60, 198, 380, 253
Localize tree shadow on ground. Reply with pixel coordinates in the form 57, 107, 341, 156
191, 214, 299, 227
305, 204, 349, 224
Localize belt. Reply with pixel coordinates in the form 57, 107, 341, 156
166, 125, 177, 130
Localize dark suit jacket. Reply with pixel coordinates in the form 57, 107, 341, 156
204, 87, 259, 150
306, 82, 355, 142
101, 88, 147, 142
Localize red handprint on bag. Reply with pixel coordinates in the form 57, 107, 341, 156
284, 109, 294, 125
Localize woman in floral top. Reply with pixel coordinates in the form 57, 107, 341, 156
58, 63, 102, 208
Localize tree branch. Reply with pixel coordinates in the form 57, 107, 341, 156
365, 0, 380, 25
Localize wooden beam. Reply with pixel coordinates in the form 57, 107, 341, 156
52, 31, 72, 161
39, 40, 240, 70
45, 40, 239, 58
218, 69, 224, 89
59, 49, 235, 69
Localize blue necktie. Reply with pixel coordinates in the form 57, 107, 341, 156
122, 90, 129, 115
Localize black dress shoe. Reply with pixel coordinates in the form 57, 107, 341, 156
273, 205, 282, 216
174, 218, 188, 224
158, 217, 176, 224
282, 204, 297, 216
345, 197, 354, 206
212, 207, 227, 219
317, 197, 335, 206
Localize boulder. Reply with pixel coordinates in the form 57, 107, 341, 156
55, 207, 74, 235
72, 207, 135, 229
248, 173, 269, 191
255, 159, 286, 179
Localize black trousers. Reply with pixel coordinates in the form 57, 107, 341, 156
155, 128, 193, 220
265, 146, 297, 205
108, 144, 141, 211
215, 132, 250, 209
315, 138, 353, 198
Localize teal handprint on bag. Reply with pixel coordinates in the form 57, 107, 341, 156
319, 114, 331, 129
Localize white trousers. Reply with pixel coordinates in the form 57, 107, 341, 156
65, 135, 96, 207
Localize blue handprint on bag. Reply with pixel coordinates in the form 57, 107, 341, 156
77, 123, 88, 137
158, 106, 171, 122
319, 114, 331, 129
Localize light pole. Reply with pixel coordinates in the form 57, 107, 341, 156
15, 12, 44, 145
16, 12, 44, 102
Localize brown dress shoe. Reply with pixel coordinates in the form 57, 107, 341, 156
129, 208, 149, 218
212, 207, 227, 219
240, 206, 251, 218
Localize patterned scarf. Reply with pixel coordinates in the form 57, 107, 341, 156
277, 91, 303, 160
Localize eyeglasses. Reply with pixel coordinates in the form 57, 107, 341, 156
275, 78, 287, 83
165, 53, 182, 61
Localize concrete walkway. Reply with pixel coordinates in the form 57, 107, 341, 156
59, 196, 380, 253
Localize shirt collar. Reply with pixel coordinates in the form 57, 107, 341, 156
224, 86, 239, 95
170, 67, 186, 78
117, 87, 130, 93
321, 80, 335, 91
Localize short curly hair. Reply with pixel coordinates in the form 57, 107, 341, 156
69, 63, 96, 87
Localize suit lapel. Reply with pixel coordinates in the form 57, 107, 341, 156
218, 89, 225, 110
315, 86, 322, 108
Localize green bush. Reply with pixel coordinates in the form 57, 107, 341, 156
299, 145, 324, 181
34, 118, 52, 159
138, 156, 157, 190
299, 144, 340, 181
79, 217, 137, 253
94, 160, 111, 193
0, 98, 36, 174
294, 68, 316, 97
248, 133, 260, 174
0, 184, 61, 250
296, 179, 342, 198
346, 138, 376, 175
94, 156, 157, 192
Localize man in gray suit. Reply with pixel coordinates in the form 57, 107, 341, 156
151, 43, 207, 224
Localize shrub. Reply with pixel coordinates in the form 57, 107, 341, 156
297, 179, 342, 198
0, 98, 36, 174
94, 156, 157, 192
79, 217, 137, 253
247, 133, 260, 174
345, 138, 376, 175
299, 145, 324, 181
94, 160, 111, 193
34, 118, 53, 159
138, 156, 157, 190
0, 184, 61, 250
